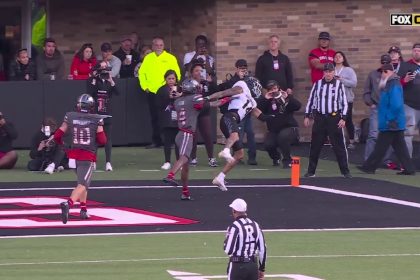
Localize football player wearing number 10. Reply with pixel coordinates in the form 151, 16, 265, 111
50, 94, 107, 224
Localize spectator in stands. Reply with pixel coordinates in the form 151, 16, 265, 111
255, 34, 294, 94
113, 35, 140, 78
36, 37, 65, 80
0, 112, 18, 169
27, 117, 67, 173
388, 46, 403, 71
134, 45, 152, 77
358, 63, 415, 175
363, 54, 396, 168
188, 62, 218, 167
308, 32, 336, 83
333, 51, 358, 150
156, 70, 180, 170
400, 43, 420, 158
183, 35, 215, 80
96, 42, 121, 78
87, 61, 119, 171
70, 43, 96, 80
8, 48, 36, 81
130, 32, 140, 52
258, 80, 301, 168
139, 37, 181, 149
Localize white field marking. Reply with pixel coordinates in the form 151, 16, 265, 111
299, 185, 420, 209
249, 169, 269, 171
194, 169, 212, 172
0, 185, 291, 191
1, 253, 420, 267
2, 227, 420, 239
139, 169, 161, 172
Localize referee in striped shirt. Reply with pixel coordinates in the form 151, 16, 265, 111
224, 198, 266, 280
304, 62, 352, 178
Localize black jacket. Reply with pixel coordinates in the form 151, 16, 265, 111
257, 95, 301, 133
0, 122, 18, 153
8, 59, 36, 81
398, 59, 420, 110
156, 85, 178, 129
113, 48, 140, 78
255, 50, 294, 90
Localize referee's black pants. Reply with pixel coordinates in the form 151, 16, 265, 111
227, 261, 258, 280
362, 130, 415, 173
308, 114, 349, 175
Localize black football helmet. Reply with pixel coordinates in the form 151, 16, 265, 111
244, 76, 262, 99
76, 94, 95, 113
181, 79, 200, 95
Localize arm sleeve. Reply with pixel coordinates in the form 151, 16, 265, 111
338, 82, 348, 118
57, 55, 65, 79
172, 56, 181, 83
388, 84, 404, 121
3, 123, 18, 140
96, 130, 107, 146
256, 224, 267, 272
70, 57, 78, 76
286, 96, 302, 112
111, 57, 121, 78
340, 67, 357, 88
139, 56, 149, 91
305, 82, 317, 117
53, 128, 65, 145
255, 56, 263, 84
29, 134, 42, 159
8, 61, 17, 80
285, 56, 294, 89
223, 225, 239, 255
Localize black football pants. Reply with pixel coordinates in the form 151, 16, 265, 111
308, 114, 349, 175
227, 261, 258, 280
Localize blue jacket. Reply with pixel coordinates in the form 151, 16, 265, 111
378, 76, 406, 132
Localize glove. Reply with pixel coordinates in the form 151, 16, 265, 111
219, 97, 231, 106
257, 114, 275, 122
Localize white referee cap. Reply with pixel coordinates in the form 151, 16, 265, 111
229, 198, 247, 212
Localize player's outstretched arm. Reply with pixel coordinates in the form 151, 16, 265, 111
209, 97, 231, 108
207, 86, 243, 101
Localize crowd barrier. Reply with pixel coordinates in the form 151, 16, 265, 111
0, 78, 217, 148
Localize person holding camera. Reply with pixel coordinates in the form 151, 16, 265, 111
258, 80, 301, 168
87, 61, 119, 171
156, 70, 181, 170
0, 112, 18, 169
183, 35, 215, 79
27, 117, 67, 173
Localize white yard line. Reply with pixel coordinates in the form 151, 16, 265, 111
1, 253, 420, 267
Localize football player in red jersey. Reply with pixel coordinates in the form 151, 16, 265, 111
50, 94, 107, 223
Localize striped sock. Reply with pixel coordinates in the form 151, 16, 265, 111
167, 172, 175, 179
67, 198, 74, 208
80, 202, 87, 211
182, 185, 190, 196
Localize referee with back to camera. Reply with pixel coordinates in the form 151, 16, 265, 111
224, 198, 266, 280
304, 62, 351, 178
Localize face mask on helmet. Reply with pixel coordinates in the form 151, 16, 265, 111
181, 79, 200, 95
244, 76, 262, 99
77, 94, 95, 113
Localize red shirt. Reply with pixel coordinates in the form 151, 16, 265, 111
308, 48, 336, 83
70, 56, 97, 80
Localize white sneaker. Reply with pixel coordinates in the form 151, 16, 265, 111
161, 162, 171, 170
190, 158, 198, 166
212, 176, 228, 191
56, 166, 65, 172
218, 148, 234, 163
44, 163, 55, 174
105, 162, 113, 171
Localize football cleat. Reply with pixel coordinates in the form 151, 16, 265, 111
212, 176, 228, 191
190, 158, 198, 166
105, 162, 113, 171
218, 149, 234, 163
44, 163, 55, 174
80, 209, 90, 219
161, 162, 171, 170
181, 194, 193, 201
163, 176, 179, 187
208, 158, 218, 167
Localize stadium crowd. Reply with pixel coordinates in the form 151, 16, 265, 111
0, 32, 419, 179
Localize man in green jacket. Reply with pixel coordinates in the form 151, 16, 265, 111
139, 37, 181, 149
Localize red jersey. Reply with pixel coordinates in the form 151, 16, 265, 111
308, 48, 336, 83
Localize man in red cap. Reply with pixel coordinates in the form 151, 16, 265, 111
308, 32, 336, 84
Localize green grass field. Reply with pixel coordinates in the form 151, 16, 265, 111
1, 230, 420, 279
1, 146, 420, 279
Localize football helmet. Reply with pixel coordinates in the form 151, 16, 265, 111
181, 79, 200, 95
244, 76, 262, 99
76, 94, 95, 113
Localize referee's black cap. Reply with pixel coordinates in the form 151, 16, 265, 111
323, 62, 335, 71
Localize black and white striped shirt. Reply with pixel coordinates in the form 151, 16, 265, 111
224, 216, 267, 271
305, 78, 348, 119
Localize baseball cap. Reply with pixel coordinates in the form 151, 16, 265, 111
235, 59, 248, 68
388, 46, 401, 54
120, 35, 132, 43
380, 54, 391, 64
380, 63, 394, 72
100, 42, 112, 52
323, 62, 335, 71
318, 32, 331, 40
229, 198, 247, 212
266, 80, 279, 90
413, 43, 420, 49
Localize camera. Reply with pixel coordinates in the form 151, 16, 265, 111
95, 66, 112, 80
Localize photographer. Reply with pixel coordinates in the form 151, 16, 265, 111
28, 117, 67, 173
258, 80, 301, 168
87, 61, 119, 171
156, 70, 181, 170
0, 112, 18, 169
